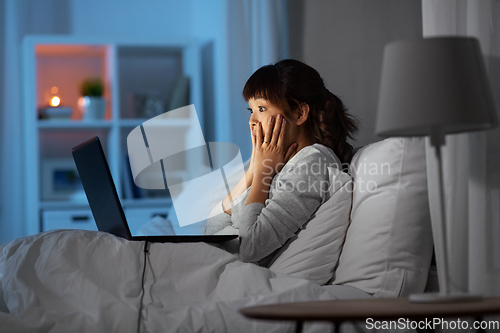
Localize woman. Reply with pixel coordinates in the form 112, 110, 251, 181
205, 59, 357, 266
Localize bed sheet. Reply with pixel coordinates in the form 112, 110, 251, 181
0, 230, 411, 333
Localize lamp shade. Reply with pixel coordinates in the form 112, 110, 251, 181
376, 37, 497, 137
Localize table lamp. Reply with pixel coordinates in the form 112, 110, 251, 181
375, 36, 498, 303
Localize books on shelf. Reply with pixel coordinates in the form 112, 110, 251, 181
167, 75, 190, 115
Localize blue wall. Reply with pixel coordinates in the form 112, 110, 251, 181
0, 0, 242, 245
0, 0, 424, 245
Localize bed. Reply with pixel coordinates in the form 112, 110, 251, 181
0, 137, 433, 332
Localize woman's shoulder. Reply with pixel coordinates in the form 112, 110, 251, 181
279, 143, 342, 179
288, 143, 341, 168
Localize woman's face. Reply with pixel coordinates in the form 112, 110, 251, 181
248, 98, 296, 147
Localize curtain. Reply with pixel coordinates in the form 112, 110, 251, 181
422, 0, 500, 296
226, 0, 288, 162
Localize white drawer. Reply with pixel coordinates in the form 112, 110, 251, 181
42, 209, 98, 232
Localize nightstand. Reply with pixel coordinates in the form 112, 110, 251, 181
240, 297, 500, 333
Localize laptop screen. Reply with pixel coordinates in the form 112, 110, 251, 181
72, 136, 132, 239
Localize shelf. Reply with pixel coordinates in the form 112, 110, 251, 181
23, 37, 206, 236
119, 118, 191, 128
122, 197, 173, 208
40, 197, 173, 210
35, 43, 111, 121
38, 119, 113, 130
37, 118, 191, 131
118, 46, 183, 119
40, 200, 90, 210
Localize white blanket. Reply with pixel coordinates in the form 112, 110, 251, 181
0, 230, 375, 333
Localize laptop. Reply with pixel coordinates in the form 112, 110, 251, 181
72, 136, 237, 243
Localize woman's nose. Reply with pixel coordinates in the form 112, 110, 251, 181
249, 113, 257, 126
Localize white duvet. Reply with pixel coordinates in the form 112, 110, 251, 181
0, 229, 376, 333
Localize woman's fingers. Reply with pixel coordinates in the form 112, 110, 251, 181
256, 121, 263, 146
263, 116, 274, 144
251, 124, 256, 145
276, 116, 286, 148
284, 142, 298, 162
270, 115, 282, 146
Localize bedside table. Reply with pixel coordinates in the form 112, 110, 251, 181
240, 297, 500, 333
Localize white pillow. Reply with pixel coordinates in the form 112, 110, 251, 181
268, 167, 353, 285
331, 137, 433, 297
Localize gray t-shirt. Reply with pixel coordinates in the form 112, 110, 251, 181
204, 143, 342, 266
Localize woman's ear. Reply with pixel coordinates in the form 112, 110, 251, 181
296, 103, 310, 126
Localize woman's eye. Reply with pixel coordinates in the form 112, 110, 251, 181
247, 108, 253, 114
259, 107, 265, 112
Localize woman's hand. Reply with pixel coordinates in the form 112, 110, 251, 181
253, 114, 297, 179
221, 122, 260, 215
245, 115, 297, 206
247, 122, 257, 175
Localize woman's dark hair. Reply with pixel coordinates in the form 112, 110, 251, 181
242, 59, 358, 164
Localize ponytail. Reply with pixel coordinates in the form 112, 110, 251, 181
307, 88, 357, 164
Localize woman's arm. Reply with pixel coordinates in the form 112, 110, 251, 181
204, 164, 252, 234
237, 115, 318, 263
221, 121, 258, 215
221, 168, 253, 215
205, 124, 255, 234
204, 200, 232, 235
236, 150, 331, 263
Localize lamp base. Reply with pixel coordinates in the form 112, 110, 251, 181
409, 292, 483, 303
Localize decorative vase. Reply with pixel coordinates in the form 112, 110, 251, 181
81, 96, 106, 120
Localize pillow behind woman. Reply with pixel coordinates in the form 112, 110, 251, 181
331, 137, 433, 297
267, 165, 352, 285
